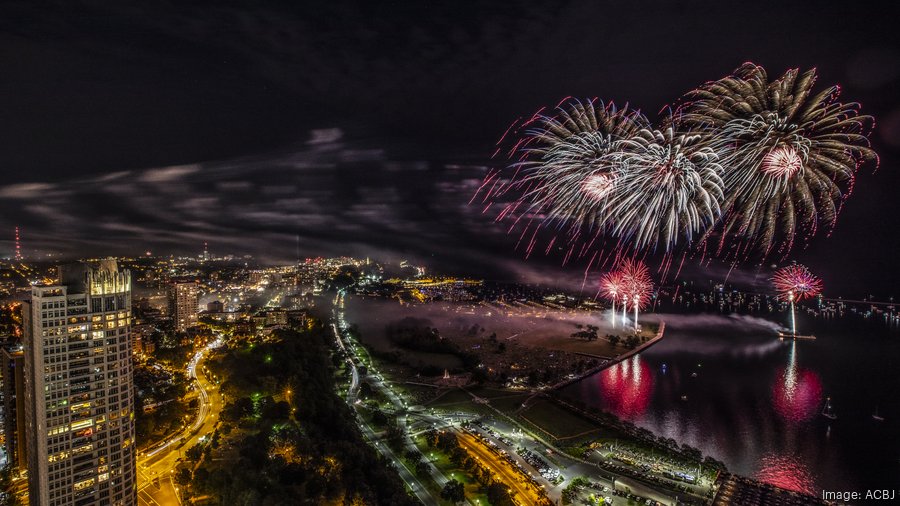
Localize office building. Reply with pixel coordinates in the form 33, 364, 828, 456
22, 260, 136, 506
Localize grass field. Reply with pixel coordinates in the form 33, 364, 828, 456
426, 388, 476, 407
481, 392, 530, 416
519, 399, 603, 441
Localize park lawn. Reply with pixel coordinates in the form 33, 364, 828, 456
427, 388, 476, 407
466, 386, 528, 400
395, 383, 438, 395
428, 387, 528, 412
394, 383, 443, 404
518, 399, 602, 440
484, 392, 531, 416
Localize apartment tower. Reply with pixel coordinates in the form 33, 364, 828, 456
22, 260, 135, 506
167, 280, 199, 332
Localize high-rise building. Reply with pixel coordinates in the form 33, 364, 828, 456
167, 280, 199, 332
22, 261, 136, 506
1, 344, 26, 471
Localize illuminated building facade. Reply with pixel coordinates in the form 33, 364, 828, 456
1, 345, 26, 471
22, 261, 136, 506
167, 280, 199, 332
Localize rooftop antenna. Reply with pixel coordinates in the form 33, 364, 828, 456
14, 226, 22, 261
296, 235, 301, 267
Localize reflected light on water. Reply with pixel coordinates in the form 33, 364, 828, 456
598, 355, 653, 420
756, 454, 817, 495
773, 342, 823, 422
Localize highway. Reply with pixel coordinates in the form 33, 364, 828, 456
136, 337, 224, 506
332, 290, 445, 505
456, 431, 546, 505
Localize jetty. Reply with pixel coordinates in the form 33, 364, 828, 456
777, 331, 816, 340
517, 322, 666, 412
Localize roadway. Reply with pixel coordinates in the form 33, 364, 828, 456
332, 290, 440, 505
136, 338, 224, 506
331, 289, 687, 506
456, 431, 547, 505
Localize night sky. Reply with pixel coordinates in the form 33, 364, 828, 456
1, 1, 899, 297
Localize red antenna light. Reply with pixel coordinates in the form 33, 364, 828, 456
14, 226, 22, 261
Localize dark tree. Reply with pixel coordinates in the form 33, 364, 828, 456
440, 479, 465, 503
486, 482, 515, 506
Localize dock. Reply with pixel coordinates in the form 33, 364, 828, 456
777, 331, 816, 340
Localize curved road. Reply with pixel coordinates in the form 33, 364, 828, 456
136, 338, 224, 506
456, 431, 545, 505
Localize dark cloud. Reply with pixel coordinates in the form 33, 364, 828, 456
0, 1, 899, 296
0, 134, 543, 282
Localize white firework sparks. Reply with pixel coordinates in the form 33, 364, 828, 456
601, 127, 725, 251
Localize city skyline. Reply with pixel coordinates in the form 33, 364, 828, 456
0, 2, 899, 505
0, 1, 899, 298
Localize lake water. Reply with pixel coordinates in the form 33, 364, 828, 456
560, 311, 900, 496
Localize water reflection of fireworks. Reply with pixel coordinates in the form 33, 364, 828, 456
773, 343, 823, 423
756, 453, 817, 496
599, 355, 653, 420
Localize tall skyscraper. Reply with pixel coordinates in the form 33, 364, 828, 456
1, 344, 26, 471
167, 280, 199, 332
22, 261, 135, 506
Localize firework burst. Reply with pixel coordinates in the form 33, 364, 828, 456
511, 99, 649, 228
476, 98, 650, 266
475, 63, 878, 280
679, 63, 878, 258
772, 263, 822, 337
602, 126, 725, 252
600, 269, 626, 301
600, 269, 626, 327
510, 98, 649, 229
772, 264, 823, 301
620, 258, 654, 309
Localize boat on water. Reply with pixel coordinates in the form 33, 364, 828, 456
873, 406, 885, 422
822, 397, 837, 420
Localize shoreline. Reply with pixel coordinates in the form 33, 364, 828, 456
548, 320, 666, 393
608, 320, 666, 367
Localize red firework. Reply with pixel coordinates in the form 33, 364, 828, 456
772, 265, 823, 301
600, 269, 626, 302
620, 258, 654, 309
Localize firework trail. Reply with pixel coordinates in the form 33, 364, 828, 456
618, 258, 654, 330
772, 264, 823, 336
600, 269, 626, 327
